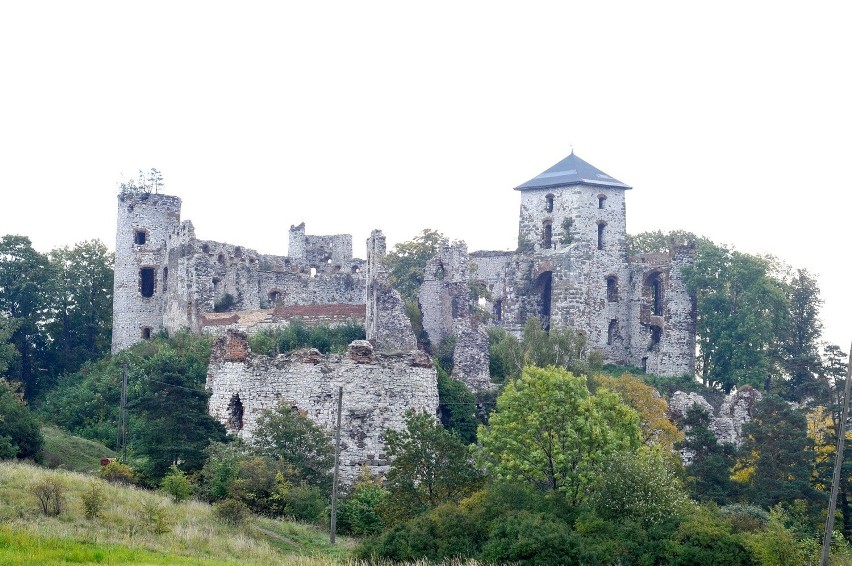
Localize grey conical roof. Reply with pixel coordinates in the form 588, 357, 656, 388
515, 152, 631, 191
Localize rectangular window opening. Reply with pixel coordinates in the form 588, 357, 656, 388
139, 267, 155, 297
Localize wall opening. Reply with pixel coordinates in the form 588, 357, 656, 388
606, 276, 618, 302
226, 394, 244, 431
542, 222, 553, 249
141, 327, 152, 340
545, 194, 554, 213
217, 253, 225, 265
651, 274, 664, 316
494, 299, 503, 322
641, 356, 648, 373
310, 267, 317, 278
598, 195, 607, 209
532, 271, 553, 331
597, 223, 605, 250
607, 319, 618, 345
133, 230, 147, 245
162, 267, 168, 292
650, 325, 662, 348
212, 277, 220, 295
202, 243, 210, 254
268, 290, 281, 305
139, 267, 155, 297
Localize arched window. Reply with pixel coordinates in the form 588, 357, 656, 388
543, 222, 553, 249
141, 327, 152, 340
606, 276, 618, 302
268, 290, 281, 305
545, 194, 554, 213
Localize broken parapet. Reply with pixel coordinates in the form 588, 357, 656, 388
365, 230, 418, 352
289, 222, 353, 265
451, 320, 495, 391
206, 330, 438, 484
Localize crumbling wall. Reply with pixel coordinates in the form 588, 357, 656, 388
289, 222, 353, 266
206, 331, 438, 484
625, 242, 696, 376
365, 230, 417, 352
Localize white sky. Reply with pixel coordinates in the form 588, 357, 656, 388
1, 2, 849, 350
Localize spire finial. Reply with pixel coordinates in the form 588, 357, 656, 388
570, 144, 574, 155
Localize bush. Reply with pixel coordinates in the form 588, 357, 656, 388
480, 511, 581, 566
30, 476, 66, 516
100, 460, 135, 484
213, 498, 251, 527
338, 474, 388, 537
141, 499, 171, 534
0, 380, 43, 462
161, 464, 192, 503
81, 480, 105, 520
248, 320, 366, 356
274, 482, 327, 523
721, 504, 770, 534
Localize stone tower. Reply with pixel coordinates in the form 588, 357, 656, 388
514, 151, 632, 359
111, 192, 181, 352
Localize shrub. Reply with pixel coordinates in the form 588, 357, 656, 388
480, 511, 581, 566
0, 380, 44, 462
30, 476, 66, 516
161, 464, 192, 503
338, 474, 388, 537
274, 482, 327, 523
213, 498, 251, 527
721, 504, 770, 534
81, 480, 105, 520
140, 499, 171, 534
100, 460, 135, 485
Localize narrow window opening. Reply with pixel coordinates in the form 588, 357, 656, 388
268, 290, 281, 305
597, 223, 605, 250
139, 267, 155, 297
212, 277, 220, 294
543, 222, 553, 249
134, 230, 147, 245
532, 271, 552, 331
217, 253, 225, 265
641, 357, 648, 373
598, 195, 607, 209
607, 319, 618, 345
227, 394, 244, 431
606, 276, 618, 302
162, 267, 168, 292
650, 325, 662, 347
310, 267, 317, 278
652, 276, 663, 316
494, 299, 503, 322
141, 327, 152, 340
545, 194, 554, 213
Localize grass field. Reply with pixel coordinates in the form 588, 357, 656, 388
0, 460, 359, 565
40, 426, 117, 474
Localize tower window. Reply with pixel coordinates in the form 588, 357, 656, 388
162, 267, 168, 292
545, 194, 554, 213
141, 327, 152, 340
606, 276, 618, 302
651, 275, 664, 316
139, 267, 155, 297
542, 222, 553, 249
607, 319, 618, 345
494, 299, 503, 322
268, 290, 281, 305
650, 325, 662, 347
597, 223, 605, 250
598, 195, 607, 209
227, 394, 244, 431
134, 230, 147, 245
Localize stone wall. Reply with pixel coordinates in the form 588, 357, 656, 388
206, 331, 438, 484
365, 230, 418, 352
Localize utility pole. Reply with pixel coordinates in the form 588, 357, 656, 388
821, 340, 852, 566
330, 386, 343, 544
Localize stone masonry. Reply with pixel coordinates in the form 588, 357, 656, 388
206, 331, 438, 484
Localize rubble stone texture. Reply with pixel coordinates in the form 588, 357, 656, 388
206, 331, 438, 484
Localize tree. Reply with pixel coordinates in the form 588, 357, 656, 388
253, 402, 334, 493
676, 404, 736, 504
45, 240, 114, 378
383, 411, 483, 523
626, 229, 702, 256
478, 366, 641, 504
0, 235, 54, 398
0, 316, 19, 378
0, 379, 43, 461
591, 373, 683, 453
383, 229, 446, 304
778, 269, 823, 400
436, 361, 478, 444
682, 241, 788, 392
737, 395, 819, 509
130, 348, 227, 481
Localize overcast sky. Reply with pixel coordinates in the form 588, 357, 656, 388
1, 2, 849, 350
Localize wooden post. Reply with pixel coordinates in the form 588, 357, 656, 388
821, 341, 852, 566
330, 386, 343, 544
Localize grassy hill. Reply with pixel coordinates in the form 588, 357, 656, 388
41, 425, 118, 473
0, 461, 357, 565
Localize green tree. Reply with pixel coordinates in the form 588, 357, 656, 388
676, 404, 736, 505
130, 348, 227, 481
738, 395, 818, 509
383, 411, 483, 523
626, 229, 702, 256
0, 379, 44, 461
0, 316, 19, 378
383, 229, 445, 304
436, 361, 477, 444
478, 366, 641, 503
161, 463, 193, 502
253, 402, 334, 493
777, 269, 823, 400
683, 242, 788, 392
45, 240, 114, 378
0, 235, 54, 398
